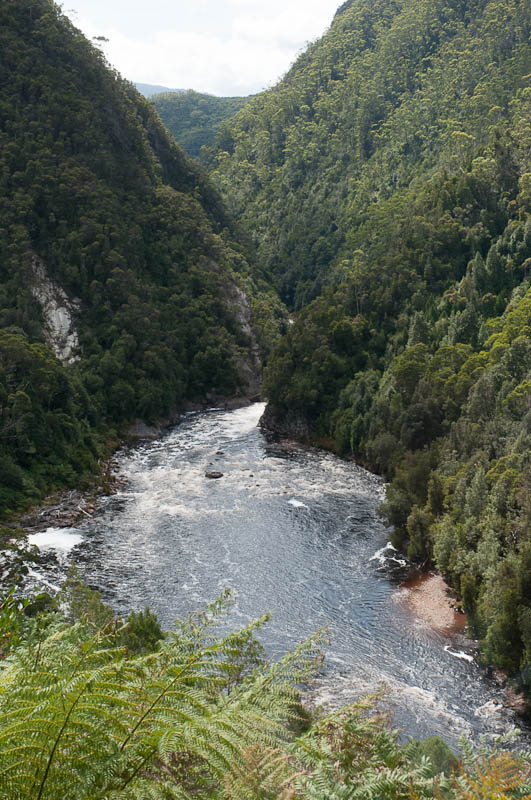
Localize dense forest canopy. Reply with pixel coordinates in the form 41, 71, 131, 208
1, 0, 531, 794
153, 91, 251, 159
204, 0, 531, 687
207, 0, 531, 306
0, 0, 283, 517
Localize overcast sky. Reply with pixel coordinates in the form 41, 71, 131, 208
64, 0, 341, 96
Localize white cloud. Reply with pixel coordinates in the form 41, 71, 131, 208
69, 0, 340, 96
82, 24, 295, 95
230, 0, 336, 46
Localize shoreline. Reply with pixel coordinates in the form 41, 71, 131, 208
0, 396, 257, 590
398, 572, 468, 636
5, 394, 259, 536
396, 571, 530, 720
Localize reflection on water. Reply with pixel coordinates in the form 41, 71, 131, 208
29, 403, 528, 747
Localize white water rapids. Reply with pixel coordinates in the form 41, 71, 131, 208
28, 403, 528, 748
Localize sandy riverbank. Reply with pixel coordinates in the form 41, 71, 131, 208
398, 572, 468, 635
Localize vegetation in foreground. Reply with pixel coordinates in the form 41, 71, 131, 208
1, 581, 530, 800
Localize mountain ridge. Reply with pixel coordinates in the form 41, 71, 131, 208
135, 82, 183, 97
152, 90, 251, 159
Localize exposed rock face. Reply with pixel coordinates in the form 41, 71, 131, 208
30, 256, 80, 364
221, 277, 262, 401
259, 404, 311, 439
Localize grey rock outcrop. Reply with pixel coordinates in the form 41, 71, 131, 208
30, 256, 80, 364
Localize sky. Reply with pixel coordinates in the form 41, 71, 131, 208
64, 0, 342, 97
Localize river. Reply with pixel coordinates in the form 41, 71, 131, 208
28, 403, 527, 748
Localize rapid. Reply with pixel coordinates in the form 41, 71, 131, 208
29, 403, 528, 747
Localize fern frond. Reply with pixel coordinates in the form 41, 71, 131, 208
452, 752, 531, 799
0, 597, 325, 799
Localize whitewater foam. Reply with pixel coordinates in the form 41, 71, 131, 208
288, 498, 308, 508
444, 645, 475, 663
28, 528, 82, 553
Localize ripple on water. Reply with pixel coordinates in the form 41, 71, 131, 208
24, 403, 530, 749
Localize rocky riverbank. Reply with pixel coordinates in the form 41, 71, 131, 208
0, 395, 262, 594
0, 453, 129, 592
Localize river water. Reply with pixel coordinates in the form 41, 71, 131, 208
29, 403, 527, 747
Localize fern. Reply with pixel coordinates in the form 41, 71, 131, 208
1, 592, 529, 800
0, 594, 324, 799
223, 744, 302, 799
286, 697, 438, 800
450, 753, 531, 799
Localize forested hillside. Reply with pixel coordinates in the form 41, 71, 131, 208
208, 0, 530, 307
0, 0, 283, 517
207, 0, 531, 686
153, 91, 250, 158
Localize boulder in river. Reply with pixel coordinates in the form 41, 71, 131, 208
205, 471, 224, 479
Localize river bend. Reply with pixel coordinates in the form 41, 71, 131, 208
29, 403, 527, 747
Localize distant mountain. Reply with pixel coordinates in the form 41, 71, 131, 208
153, 90, 251, 159
135, 82, 183, 97
0, 0, 283, 515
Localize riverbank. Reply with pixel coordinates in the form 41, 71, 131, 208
260, 414, 531, 718
397, 571, 530, 720
398, 572, 468, 635
1, 391, 258, 529
0, 396, 260, 592
4, 395, 259, 533
0, 453, 128, 591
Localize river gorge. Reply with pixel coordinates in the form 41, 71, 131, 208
27, 403, 528, 748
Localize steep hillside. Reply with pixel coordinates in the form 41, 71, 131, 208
0, 0, 283, 516
209, 0, 531, 686
153, 91, 250, 159
209, 0, 531, 307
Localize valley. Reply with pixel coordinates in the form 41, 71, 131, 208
0, 0, 530, 796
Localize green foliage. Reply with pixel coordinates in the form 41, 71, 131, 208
406, 736, 458, 778
0, 0, 281, 516
57, 566, 164, 656
119, 607, 164, 656
238, 0, 531, 683
57, 565, 116, 629
0, 587, 28, 658
0, 330, 100, 514
0, 593, 322, 800
207, 0, 531, 307
291, 699, 438, 799
153, 91, 251, 159
453, 737, 531, 799
1, 586, 530, 799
